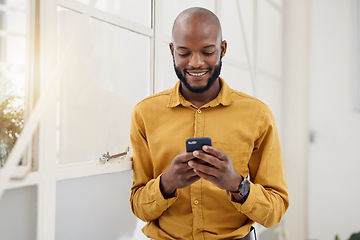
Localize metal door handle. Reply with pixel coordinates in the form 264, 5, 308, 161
99, 147, 129, 164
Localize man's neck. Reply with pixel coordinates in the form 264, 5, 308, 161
180, 78, 221, 108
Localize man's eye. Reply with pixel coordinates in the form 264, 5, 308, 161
203, 51, 215, 56
178, 52, 190, 57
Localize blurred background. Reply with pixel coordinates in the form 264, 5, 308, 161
0, 0, 359, 240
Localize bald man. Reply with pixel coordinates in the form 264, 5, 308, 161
130, 7, 289, 240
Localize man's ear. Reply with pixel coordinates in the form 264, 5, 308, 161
169, 42, 175, 57
221, 40, 227, 57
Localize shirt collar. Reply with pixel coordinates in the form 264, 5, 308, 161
167, 77, 233, 108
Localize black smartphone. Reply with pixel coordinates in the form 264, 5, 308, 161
186, 137, 212, 152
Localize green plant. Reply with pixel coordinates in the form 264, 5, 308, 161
335, 232, 360, 240
349, 232, 360, 240
0, 95, 24, 167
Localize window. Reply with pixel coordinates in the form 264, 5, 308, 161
0, 0, 31, 168
56, 0, 152, 167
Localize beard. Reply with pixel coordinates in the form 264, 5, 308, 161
173, 56, 223, 93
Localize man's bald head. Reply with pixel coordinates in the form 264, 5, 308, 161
169, 7, 227, 94
172, 7, 223, 41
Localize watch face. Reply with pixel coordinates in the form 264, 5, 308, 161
240, 179, 250, 196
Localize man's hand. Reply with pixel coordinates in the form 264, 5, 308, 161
160, 151, 201, 198
188, 146, 243, 193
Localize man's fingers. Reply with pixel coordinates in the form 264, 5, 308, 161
176, 151, 197, 163
189, 160, 219, 177
192, 168, 218, 184
202, 145, 226, 160
192, 150, 219, 167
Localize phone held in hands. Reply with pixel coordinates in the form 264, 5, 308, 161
186, 137, 212, 152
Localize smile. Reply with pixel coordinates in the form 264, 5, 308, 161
187, 71, 208, 77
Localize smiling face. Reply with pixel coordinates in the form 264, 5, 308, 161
170, 8, 227, 94
172, 53, 223, 93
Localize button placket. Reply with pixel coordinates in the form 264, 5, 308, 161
194, 108, 205, 138
192, 108, 205, 237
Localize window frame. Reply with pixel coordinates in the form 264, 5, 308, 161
1, 0, 155, 188
54, 0, 155, 179
0, 0, 38, 178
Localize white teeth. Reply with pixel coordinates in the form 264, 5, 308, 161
188, 72, 207, 76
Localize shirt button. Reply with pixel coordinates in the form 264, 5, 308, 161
194, 200, 199, 205
197, 109, 201, 114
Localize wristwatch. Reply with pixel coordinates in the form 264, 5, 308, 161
232, 177, 250, 197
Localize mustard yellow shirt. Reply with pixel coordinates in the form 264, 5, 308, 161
130, 78, 289, 240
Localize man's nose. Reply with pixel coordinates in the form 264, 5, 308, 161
189, 53, 204, 68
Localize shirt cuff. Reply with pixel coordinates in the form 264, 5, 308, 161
154, 174, 178, 208
229, 181, 256, 214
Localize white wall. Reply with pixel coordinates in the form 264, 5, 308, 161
283, 1, 310, 240
308, 0, 360, 239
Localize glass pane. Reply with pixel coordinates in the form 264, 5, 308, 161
257, 0, 283, 77
5, 9, 26, 33
220, 0, 254, 65
257, 75, 283, 130
271, 0, 283, 7
73, 0, 90, 4
220, 63, 254, 96
57, 8, 150, 163
0, 0, 28, 168
95, 0, 152, 28
156, 42, 178, 93
3, 0, 27, 9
